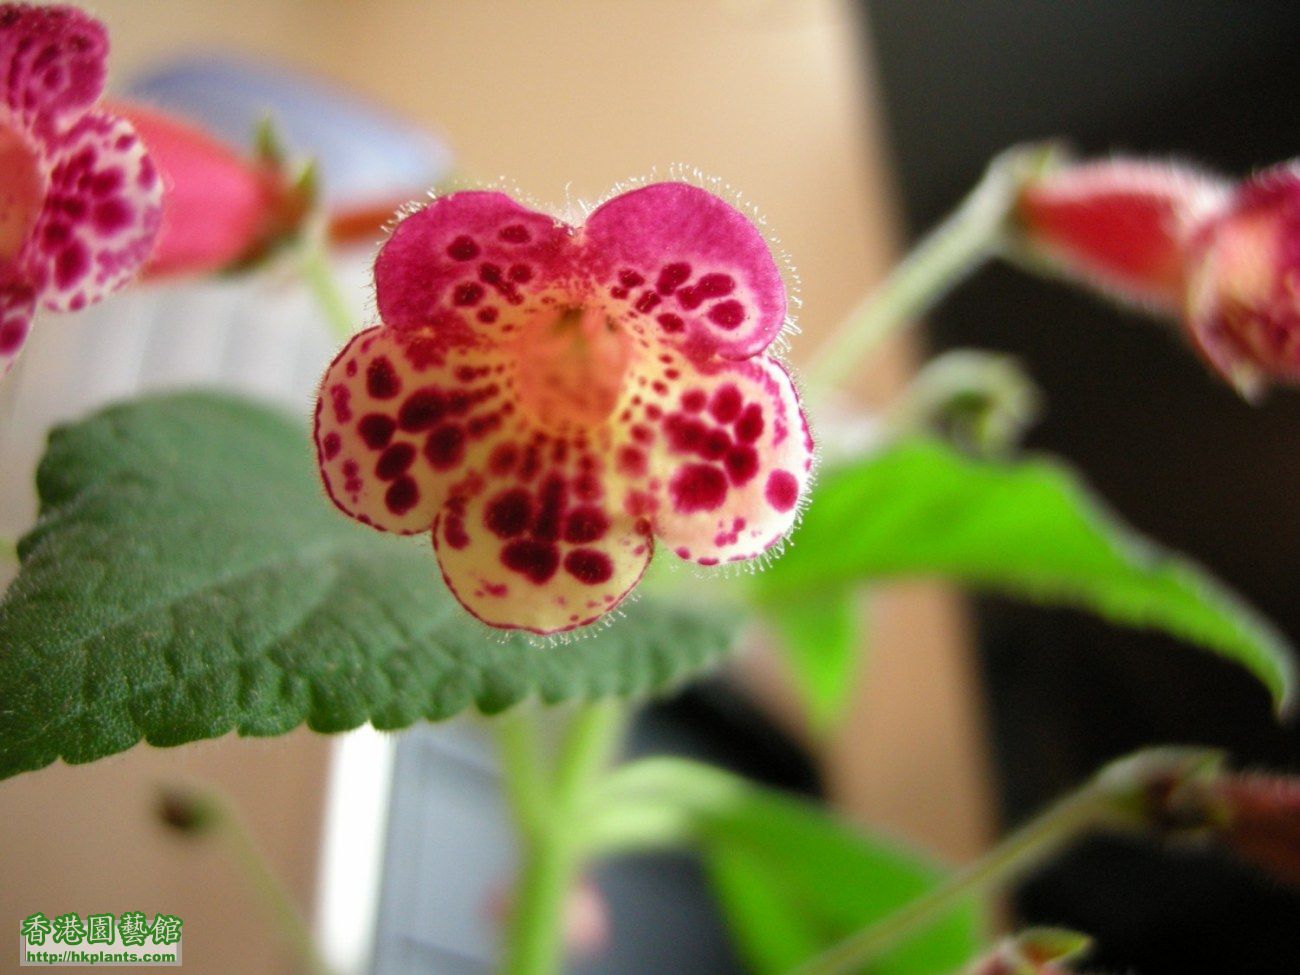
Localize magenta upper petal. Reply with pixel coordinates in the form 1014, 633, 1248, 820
375, 190, 572, 338
24, 110, 162, 313
581, 182, 787, 361
0, 5, 108, 141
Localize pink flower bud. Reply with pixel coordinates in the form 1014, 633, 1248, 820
1184, 164, 1300, 397
109, 101, 307, 279
1015, 158, 1229, 313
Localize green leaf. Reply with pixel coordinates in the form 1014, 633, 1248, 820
758, 439, 1295, 714
590, 757, 982, 975
0, 393, 743, 781
768, 586, 860, 732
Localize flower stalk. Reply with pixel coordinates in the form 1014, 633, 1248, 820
788, 748, 1221, 975
806, 143, 1059, 398
156, 787, 336, 975
497, 701, 623, 975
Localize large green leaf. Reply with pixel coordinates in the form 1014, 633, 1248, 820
590, 758, 982, 975
758, 439, 1295, 716
0, 393, 743, 781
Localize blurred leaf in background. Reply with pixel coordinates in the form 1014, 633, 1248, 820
758, 439, 1295, 727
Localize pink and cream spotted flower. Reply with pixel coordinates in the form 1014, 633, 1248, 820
315, 183, 814, 634
0, 4, 162, 373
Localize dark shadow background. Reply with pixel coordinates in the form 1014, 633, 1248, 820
860, 2, 1300, 972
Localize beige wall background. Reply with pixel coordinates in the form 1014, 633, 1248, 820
0, 2, 990, 971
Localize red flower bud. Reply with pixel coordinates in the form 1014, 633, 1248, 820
1184, 164, 1300, 397
109, 101, 308, 279
1015, 158, 1229, 313
1015, 154, 1300, 397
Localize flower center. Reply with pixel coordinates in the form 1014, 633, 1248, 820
511, 305, 630, 434
0, 116, 45, 263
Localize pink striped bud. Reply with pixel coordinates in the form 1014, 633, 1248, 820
1184, 164, 1300, 397
110, 101, 311, 279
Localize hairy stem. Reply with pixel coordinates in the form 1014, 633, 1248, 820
498, 702, 624, 975
298, 235, 358, 343
805, 144, 1056, 398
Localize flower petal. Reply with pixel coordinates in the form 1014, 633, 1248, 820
315, 324, 520, 534
581, 182, 787, 361
432, 469, 653, 635
0, 264, 36, 374
24, 111, 162, 312
0, 5, 108, 140
375, 190, 572, 340
614, 350, 812, 564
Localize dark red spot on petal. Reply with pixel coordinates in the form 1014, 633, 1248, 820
376, 442, 416, 480
502, 539, 560, 584
734, 404, 764, 442
708, 300, 746, 329
398, 389, 446, 431
564, 549, 614, 585
425, 424, 465, 469
448, 236, 479, 260
500, 224, 532, 244
765, 469, 799, 512
385, 476, 420, 515
669, 464, 728, 513
367, 356, 401, 399
454, 281, 485, 306
564, 506, 610, 544
656, 262, 691, 295
709, 385, 743, 424
724, 445, 759, 486
358, 413, 397, 449
322, 432, 342, 459
532, 475, 568, 541
489, 443, 518, 475
664, 413, 707, 454
657, 313, 684, 333
617, 445, 647, 477
681, 389, 707, 412
485, 488, 534, 539
696, 272, 735, 297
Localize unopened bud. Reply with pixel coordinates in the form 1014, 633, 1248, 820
892, 350, 1040, 456
1013, 157, 1229, 313
156, 786, 221, 836
110, 102, 314, 279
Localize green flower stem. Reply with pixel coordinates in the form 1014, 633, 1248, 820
785, 747, 1222, 975
498, 701, 624, 975
805, 144, 1057, 399
214, 796, 337, 975
787, 786, 1115, 975
298, 235, 358, 343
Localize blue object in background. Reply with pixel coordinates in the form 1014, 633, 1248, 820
125, 56, 454, 207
